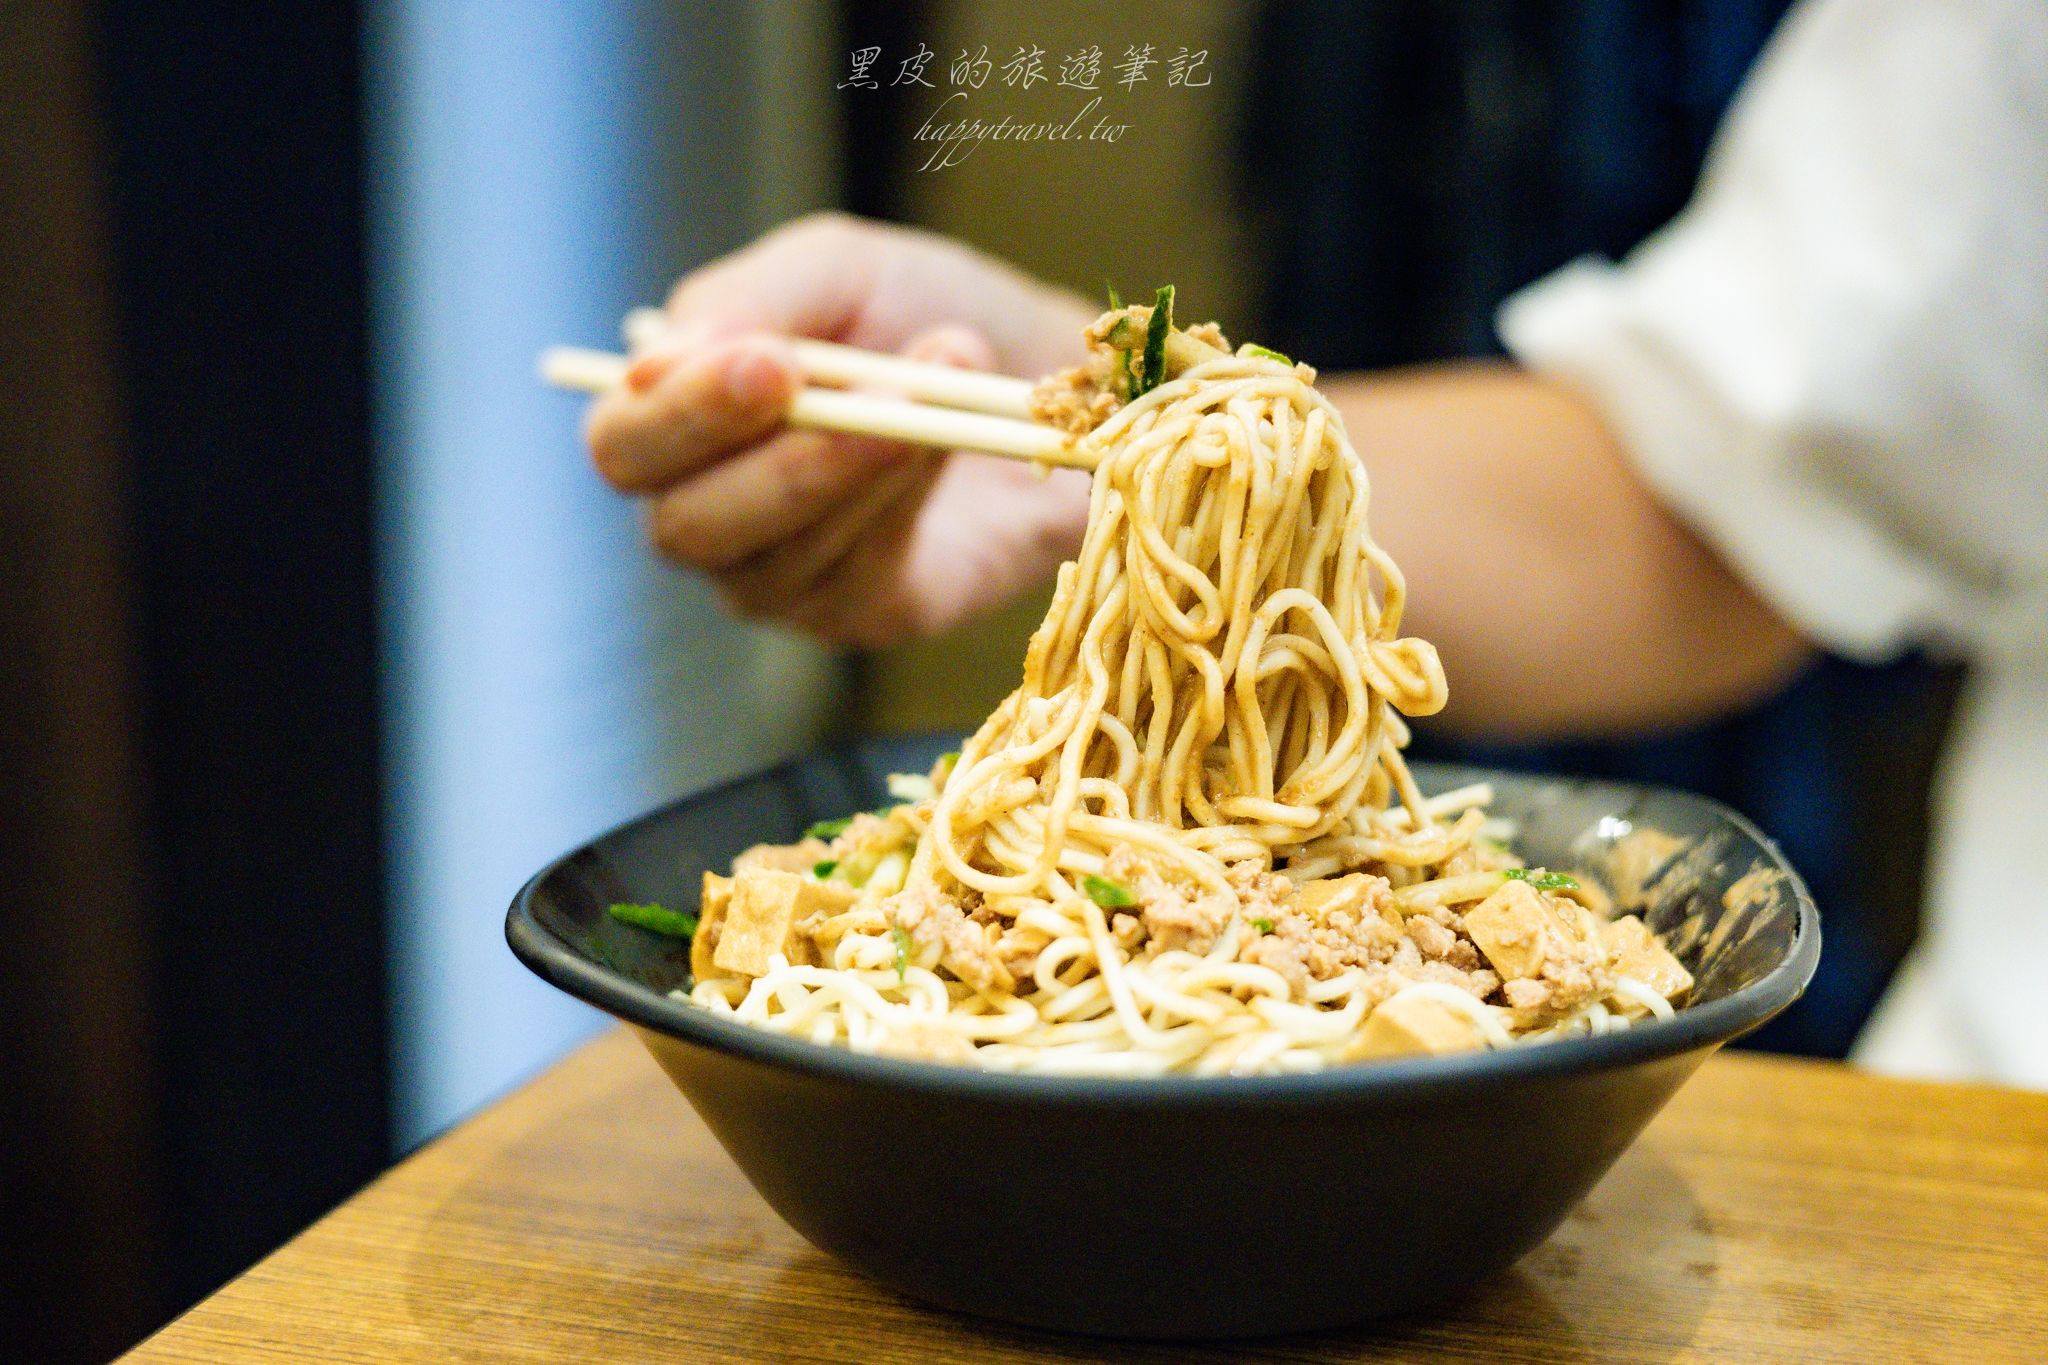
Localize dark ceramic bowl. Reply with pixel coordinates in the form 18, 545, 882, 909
508, 735, 1818, 1340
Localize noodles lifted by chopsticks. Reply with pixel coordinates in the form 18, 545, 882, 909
677, 299, 1692, 1075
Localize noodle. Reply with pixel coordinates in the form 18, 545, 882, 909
679, 307, 1693, 1074
921, 345, 1445, 900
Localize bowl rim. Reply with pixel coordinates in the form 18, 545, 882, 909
507, 752, 1821, 1106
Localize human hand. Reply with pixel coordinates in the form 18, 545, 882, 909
584, 213, 1095, 647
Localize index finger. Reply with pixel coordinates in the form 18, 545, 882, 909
584, 334, 799, 492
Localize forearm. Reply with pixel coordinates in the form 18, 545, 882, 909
1332, 360, 1813, 739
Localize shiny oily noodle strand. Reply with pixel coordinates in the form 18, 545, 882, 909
693, 350, 1497, 1075
693, 912, 1663, 1077
921, 349, 1449, 902
709, 904, 1450, 1076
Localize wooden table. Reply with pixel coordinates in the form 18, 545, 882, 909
125, 1029, 2048, 1364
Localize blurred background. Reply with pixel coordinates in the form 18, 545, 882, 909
1, 0, 1960, 1359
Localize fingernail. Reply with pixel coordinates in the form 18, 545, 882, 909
723, 345, 788, 408
625, 352, 679, 393
906, 324, 992, 371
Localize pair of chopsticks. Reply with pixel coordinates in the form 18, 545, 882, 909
539, 307, 1090, 469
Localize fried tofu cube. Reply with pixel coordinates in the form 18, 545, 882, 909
1554, 899, 1606, 944
1558, 876, 1614, 919
690, 871, 733, 981
1291, 873, 1405, 937
1604, 914, 1693, 1006
1345, 992, 1485, 1061
1288, 873, 1369, 921
803, 879, 861, 924
1290, 873, 1370, 920
1608, 828, 1688, 907
1463, 879, 1566, 981
714, 868, 808, 977
733, 838, 831, 875
712, 867, 861, 978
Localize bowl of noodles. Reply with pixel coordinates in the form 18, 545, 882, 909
508, 739, 1814, 1338
508, 300, 1818, 1337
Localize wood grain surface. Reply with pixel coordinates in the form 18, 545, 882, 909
124, 1029, 2048, 1364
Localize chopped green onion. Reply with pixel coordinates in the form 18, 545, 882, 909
804, 816, 853, 841
1104, 280, 1122, 310
1250, 916, 1275, 934
1082, 874, 1136, 909
1100, 313, 1145, 402
1239, 342, 1293, 366
890, 926, 913, 982
886, 771, 935, 803
1135, 285, 1174, 397
812, 859, 838, 880
862, 849, 910, 898
1504, 868, 1579, 891
938, 750, 961, 767
607, 901, 698, 937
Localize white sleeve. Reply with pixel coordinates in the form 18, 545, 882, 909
1498, 0, 2048, 666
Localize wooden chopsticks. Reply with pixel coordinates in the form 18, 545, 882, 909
539, 308, 1091, 469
